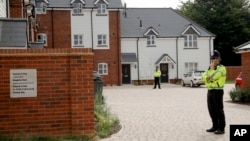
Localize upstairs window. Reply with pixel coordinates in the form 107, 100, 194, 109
97, 34, 107, 46
184, 34, 197, 48
36, 2, 47, 14
147, 35, 156, 46
97, 4, 107, 14
73, 3, 83, 14
98, 63, 108, 75
37, 33, 47, 46
73, 34, 83, 47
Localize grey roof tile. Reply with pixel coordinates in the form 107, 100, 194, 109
121, 8, 214, 38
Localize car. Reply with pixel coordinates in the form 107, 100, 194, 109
182, 71, 205, 87
235, 72, 243, 90
93, 71, 102, 81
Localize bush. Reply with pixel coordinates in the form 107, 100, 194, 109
229, 88, 250, 103
94, 93, 120, 138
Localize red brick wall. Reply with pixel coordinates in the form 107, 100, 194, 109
94, 11, 121, 86
0, 48, 94, 137
241, 53, 250, 89
36, 10, 71, 48
9, 0, 23, 18
225, 66, 242, 80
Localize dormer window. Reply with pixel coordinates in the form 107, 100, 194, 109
147, 35, 156, 46
36, 2, 47, 14
184, 34, 197, 48
73, 3, 84, 14
97, 4, 107, 14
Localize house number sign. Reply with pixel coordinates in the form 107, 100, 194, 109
10, 69, 37, 98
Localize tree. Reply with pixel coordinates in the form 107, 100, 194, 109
178, 0, 250, 66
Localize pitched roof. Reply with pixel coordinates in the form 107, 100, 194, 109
234, 41, 250, 53
0, 18, 27, 47
47, 0, 123, 8
121, 8, 215, 38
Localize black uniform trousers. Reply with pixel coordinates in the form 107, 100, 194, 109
207, 89, 226, 130
153, 77, 161, 88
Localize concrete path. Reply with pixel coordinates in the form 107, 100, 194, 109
100, 84, 250, 141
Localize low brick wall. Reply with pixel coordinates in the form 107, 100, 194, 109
0, 48, 94, 137
225, 66, 242, 80
241, 53, 250, 89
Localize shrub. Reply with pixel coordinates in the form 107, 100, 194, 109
94, 93, 120, 138
229, 88, 250, 103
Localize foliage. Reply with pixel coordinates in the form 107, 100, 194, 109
94, 93, 120, 138
178, 0, 250, 66
0, 135, 91, 141
229, 88, 250, 102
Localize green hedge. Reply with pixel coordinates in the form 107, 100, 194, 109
229, 88, 250, 103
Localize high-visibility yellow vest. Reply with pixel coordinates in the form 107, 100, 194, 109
202, 64, 226, 90
154, 70, 161, 77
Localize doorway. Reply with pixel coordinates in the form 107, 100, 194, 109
122, 64, 131, 84
160, 63, 169, 83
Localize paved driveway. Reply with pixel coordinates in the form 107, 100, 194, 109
100, 84, 250, 141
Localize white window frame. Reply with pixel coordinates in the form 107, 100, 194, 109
185, 62, 198, 73
36, 2, 47, 14
73, 34, 83, 47
184, 34, 197, 48
37, 33, 47, 46
97, 34, 107, 45
73, 3, 83, 14
98, 63, 108, 75
97, 4, 106, 14
147, 35, 156, 46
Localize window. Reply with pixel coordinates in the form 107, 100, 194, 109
73, 3, 83, 14
185, 62, 198, 73
98, 63, 108, 75
147, 35, 156, 46
36, 2, 47, 14
184, 34, 197, 48
97, 34, 107, 45
73, 35, 83, 46
37, 34, 47, 46
97, 4, 106, 14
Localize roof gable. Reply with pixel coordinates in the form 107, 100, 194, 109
144, 27, 159, 36
36, 0, 49, 4
70, 0, 86, 4
181, 24, 201, 35
234, 41, 250, 54
94, 0, 109, 5
155, 54, 176, 65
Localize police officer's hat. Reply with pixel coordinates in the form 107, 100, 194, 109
211, 50, 220, 59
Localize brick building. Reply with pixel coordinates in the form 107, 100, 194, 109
234, 41, 250, 89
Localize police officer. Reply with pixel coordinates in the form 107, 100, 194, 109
153, 66, 161, 89
202, 50, 226, 134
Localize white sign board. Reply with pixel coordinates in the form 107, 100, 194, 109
10, 69, 37, 98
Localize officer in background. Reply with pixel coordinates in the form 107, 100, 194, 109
153, 66, 161, 89
202, 50, 227, 134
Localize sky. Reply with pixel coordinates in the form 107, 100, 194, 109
122, 0, 189, 9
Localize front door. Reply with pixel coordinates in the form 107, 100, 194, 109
160, 63, 169, 83
122, 64, 131, 84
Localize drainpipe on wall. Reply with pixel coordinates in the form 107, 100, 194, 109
52, 7, 54, 48
91, 8, 94, 70
117, 9, 121, 85
209, 37, 212, 64
91, 8, 94, 51
176, 37, 179, 81
136, 37, 140, 84
6, 0, 9, 17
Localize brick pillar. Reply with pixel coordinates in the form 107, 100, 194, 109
70, 54, 94, 135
